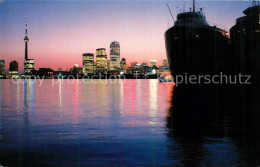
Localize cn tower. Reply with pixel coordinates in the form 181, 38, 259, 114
23, 17, 34, 75
24, 17, 29, 60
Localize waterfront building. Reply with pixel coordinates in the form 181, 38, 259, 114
140, 63, 149, 74
142, 62, 148, 66
70, 65, 83, 76
24, 59, 34, 75
96, 48, 107, 73
53, 70, 69, 78
9, 60, 19, 76
24, 17, 35, 75
162, 59, 168, 67
110, 41, 120, 70
36, 68, 54, 79
150, 60, 157, 67
120, 58, 126, 69
130, 62, 137, 67
151, 65, 159, 74
159, 59, 169, 72
83, 53, 94, 74
0, 60, 5, 76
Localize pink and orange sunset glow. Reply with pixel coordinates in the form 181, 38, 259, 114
0, 1, 250, 71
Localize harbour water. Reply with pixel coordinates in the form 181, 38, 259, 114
0, 79, 259, 166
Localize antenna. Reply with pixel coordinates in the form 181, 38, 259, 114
25, 16, 28, 36
167, 4, 175, 22
193, 0, 195, 12
183, 2, 186, 12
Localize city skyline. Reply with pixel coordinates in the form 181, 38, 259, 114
0, 1, 252, 71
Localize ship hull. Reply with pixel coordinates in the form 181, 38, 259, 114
165, 25, 230, 77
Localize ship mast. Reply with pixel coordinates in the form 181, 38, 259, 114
167, 4, 175, 22
193, 0, 195, 12
252, 0, 260, 6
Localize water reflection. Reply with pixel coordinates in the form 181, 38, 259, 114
0, 79, 259, 166
23, 79, 35, 111
166, 84, 260, 166
73, 79, 79, 124
0, 80, 3, 143
149, 80, 158, 124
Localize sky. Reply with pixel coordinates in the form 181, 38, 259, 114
0, 0, 252, 71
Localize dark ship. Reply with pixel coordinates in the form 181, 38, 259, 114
230, 3, 260, 111
230, 2, 260, 76
165, 0, 230, 78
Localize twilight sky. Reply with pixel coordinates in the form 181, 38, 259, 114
0, 0, 251, 71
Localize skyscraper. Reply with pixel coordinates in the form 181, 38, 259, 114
0, 60, 5, 76
9, 61, 19, 75
24, 17, 34, 75
110, 41, 120, 70
83, 53, 94, 74
96, 48, 107, 73
120, 58, 126, 69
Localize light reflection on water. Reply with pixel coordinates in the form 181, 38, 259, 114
0, 79, 259, 166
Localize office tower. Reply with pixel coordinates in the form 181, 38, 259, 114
150, 60, 157, 67
120, 58, 126, 69
0, 60, 5, 75
9, 61, 19, 75
162, 59, 168, 67
23, 17, 34, 75
110, 41, 120, 70
96, 48, 107, 73
83, 53, 94, 74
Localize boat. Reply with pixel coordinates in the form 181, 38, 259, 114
165, 0, 230, 81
